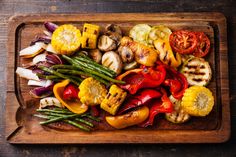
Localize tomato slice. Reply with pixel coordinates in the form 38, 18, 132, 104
169, 30, 197, 54
193, 32, 210, 57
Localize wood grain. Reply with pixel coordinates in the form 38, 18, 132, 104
6, 13, 230, 144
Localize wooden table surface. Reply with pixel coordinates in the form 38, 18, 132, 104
0, 0, 235, 156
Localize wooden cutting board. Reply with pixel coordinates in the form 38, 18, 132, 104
6, 13, 230, 143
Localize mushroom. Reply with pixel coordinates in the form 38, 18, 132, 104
105, 24, 122, 45
118, 46, 134, 63
106, 24, 122, 35
102, 51, 123, 74
89, 49, 102, 63
98, 35, 117, 52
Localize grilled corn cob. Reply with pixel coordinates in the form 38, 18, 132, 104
81, 23, 100, 49
101, 85, 127, 115
181, 86, 214, 116
51, 24, 81, 55
79, 77, 107, 105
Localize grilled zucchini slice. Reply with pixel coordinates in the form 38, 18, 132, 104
165, 95, 190, 124
181, 57, 212, 86
129, 24, 151, 45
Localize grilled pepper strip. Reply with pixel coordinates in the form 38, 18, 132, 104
139, 88, 173, 127
53, 80, 88, 114
106, 106, 149, 129
163, 63, 188, 100
118, 89, 162, 114
154, 39, 182, 68
117, 65, 166, 94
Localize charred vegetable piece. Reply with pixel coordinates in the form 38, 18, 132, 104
181, 86, 214, 117
89, 49, 102, 63
193, 32, 211, 57
118, 89, 162, 115
101, 85, 127, 115
80, 23, 100, 49
102, 51, 123, 74
120, 37, 158, 66
139, 88, 173, 127
162, 62, 188, 100
154, 39, 182, 68
117, 64, 166, 94
165, 95, 190, 123
118, 46, 134, 63
129, 24, 151, 45
105, 24, 122, 44
181, 57, 212, 86
79, 77, 107, 105
169, 30, 198, 54
106, 106, 149, 129
39, 97, 62, 109
98, 35, 117, 51
51, 24, 81, 55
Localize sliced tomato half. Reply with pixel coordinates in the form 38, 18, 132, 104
193, 32, 211, 57
169, 30, 197, 54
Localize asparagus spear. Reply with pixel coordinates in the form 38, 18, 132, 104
75, 118, 94, 127
39, 66, 81, 86
62, 55, 125, 84
74, 57, 115, 77
36, 108, 73, 114
57, 69, 109, 86
64, 120, 90, 132
39, 114, 78, 125
75, 56, 116, 76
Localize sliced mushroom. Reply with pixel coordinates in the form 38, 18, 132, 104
102, 51, 123, 74
98, 35, 117, 52
89, 49, 102, 63
118, 46, 134, 63
105, 24, 122, 45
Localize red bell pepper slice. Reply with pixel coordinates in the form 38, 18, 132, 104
117, 65, 166, 94
118, 89, 162, 114
139, 88, 173, 127
63, 84, 79, 100
163, 64, 188, 100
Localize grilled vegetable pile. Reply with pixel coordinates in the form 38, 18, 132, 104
16, 22, 214, 131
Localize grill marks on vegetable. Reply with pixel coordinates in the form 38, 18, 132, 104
181, 57, 212, 86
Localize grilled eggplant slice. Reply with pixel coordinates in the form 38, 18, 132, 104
181, 57, 212, 86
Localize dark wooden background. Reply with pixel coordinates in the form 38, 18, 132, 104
0, 0, 235, 156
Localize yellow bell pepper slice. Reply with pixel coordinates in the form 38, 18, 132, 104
53, 80, 88, 114
106, 106, 149, 129
154, 38, 182, 68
